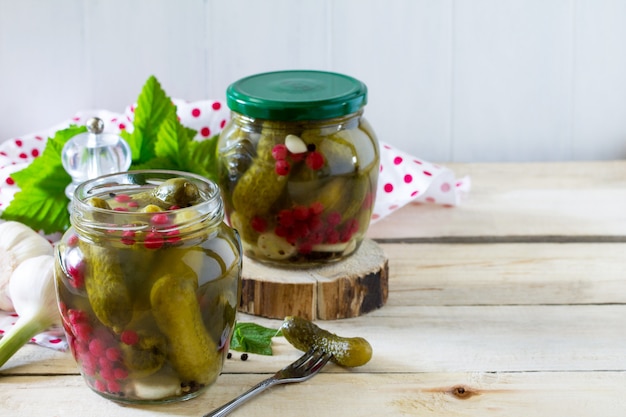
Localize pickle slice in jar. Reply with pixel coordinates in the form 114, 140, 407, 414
256, 232, 297, 260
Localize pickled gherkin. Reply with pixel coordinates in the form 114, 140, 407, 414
281, 316, 372, 367
150, 273, 220, 386
55, 171, 241, 404
231, 161, 286, 218
130, 177, 201, 210
82, 243, 133, 333
231, 129, 288, 219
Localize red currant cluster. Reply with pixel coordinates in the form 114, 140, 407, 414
250, 201, 360, 254
271, 143, 325, 176
60, 306, 131, 395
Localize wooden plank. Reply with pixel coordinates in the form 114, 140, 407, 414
2, 371, 625, 417
368, 161, 626, 239
382, 242, 626, 305
4, 305, 626, 376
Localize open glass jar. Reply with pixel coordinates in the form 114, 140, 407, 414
218, 70, 379, 266
54, 170, 242, 404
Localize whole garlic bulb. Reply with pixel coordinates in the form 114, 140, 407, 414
0, 221, 54, 311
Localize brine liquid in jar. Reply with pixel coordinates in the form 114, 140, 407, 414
54, 170, 242, 404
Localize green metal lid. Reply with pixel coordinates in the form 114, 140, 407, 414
226, 70, 368, 121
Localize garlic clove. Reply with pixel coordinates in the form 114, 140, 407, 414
9, 255, 58, 323
0, 221, 53, 264
0, 254, 59, 368
0, 221, 53, 312
285, 134, 308, 154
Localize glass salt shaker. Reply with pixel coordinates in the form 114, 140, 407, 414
61, 117, 132, 199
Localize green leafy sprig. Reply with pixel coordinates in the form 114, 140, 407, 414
1, 126, 86, 233
230, 322, 283, 356
0, 75, 220, 234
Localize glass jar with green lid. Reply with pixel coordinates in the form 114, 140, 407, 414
218, 70, 379, 266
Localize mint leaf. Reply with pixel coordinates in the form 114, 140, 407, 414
230, 322, 282, 356
122, 75, 175, 164
1, 188, 71, 234
153, 112, 193, 165
1, 125, 86, 233
146, 109, 219, 183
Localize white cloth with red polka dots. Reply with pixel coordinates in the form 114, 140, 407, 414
0, 99, 469, 353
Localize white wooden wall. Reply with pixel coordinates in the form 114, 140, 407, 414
1, 0, 626, 163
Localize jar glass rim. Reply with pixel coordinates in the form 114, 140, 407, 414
71, 170, 223, 233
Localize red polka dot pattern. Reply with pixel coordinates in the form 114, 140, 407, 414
371, 142, 471, 222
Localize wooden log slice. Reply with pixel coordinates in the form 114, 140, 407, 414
239, 238, 388, 320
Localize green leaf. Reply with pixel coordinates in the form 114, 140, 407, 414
1, 188, 71, 234
122, 75, 176, 164
153, 112, 193, 165
186, 135, 220, 183
230, 322, 282, 356
1, 125, 86, 234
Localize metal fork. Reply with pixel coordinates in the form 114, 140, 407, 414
203, 349, 333, 417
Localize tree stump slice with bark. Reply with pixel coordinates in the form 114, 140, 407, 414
239, 238, 389, 320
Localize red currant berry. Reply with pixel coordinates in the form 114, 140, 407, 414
250, 216, 267, 233
271, 144, 288, 160
305, 151, 324, 170
326, 211, 342, 226
275, 160, 290, 176
309, 201, 324, 215
277, 209, 295, 227
325, 228, 340, 244
150, 213, 170, 225
120, 330, 139, 345
298, 242, 313, 254
144, 232, 164, 249
114, 194, 131, 203
67, 234, 79, 247
274, 225, 289, 238
121, 230, 136, 246
293, 205, 310, 221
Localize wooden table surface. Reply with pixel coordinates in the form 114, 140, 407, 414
2, 161, 625, 416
